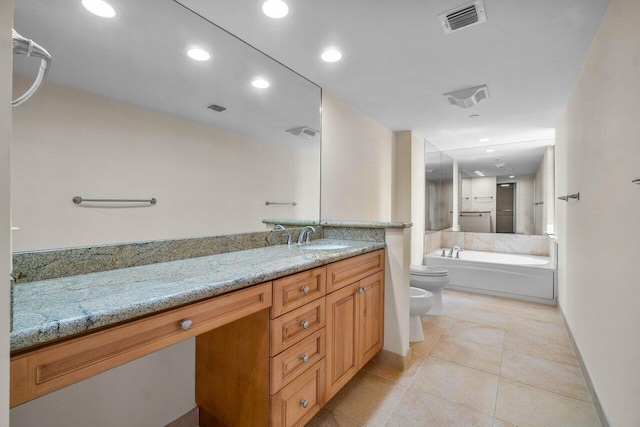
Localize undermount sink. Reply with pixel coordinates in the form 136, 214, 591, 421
301, 243, 349, 250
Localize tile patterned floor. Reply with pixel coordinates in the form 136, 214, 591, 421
306, 290, 601, 427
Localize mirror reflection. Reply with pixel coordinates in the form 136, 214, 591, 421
426, 139, 555, 236
11, 0, 321, 251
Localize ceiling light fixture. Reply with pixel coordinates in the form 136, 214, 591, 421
509, 175, 515, 178
187, 48, 211, 61
260, 0, 289, 19
251, 78, 270, 89
321, 48, 343, 63
486, 149, 495, 153
81, 0, 116, 18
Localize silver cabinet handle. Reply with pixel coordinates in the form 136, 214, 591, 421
357, 287, 365, 294
301, 286, 310, 294
179, 319, 192, 331
300, 399, 309, 409
301, 354, 309, 363
300, 321, 309, 329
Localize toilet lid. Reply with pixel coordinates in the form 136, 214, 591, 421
410, 265, 448, 276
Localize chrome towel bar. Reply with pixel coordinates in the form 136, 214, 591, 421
557, 193, 580, 202
265, 201, 297, 206
73, 197, 157, 205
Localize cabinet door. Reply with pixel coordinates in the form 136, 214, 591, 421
358, 271, 385, 367
325, 282, 360, 401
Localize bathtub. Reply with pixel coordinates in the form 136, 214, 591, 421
425, 249, 557, 305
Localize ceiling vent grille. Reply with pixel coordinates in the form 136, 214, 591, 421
439, 1, 487, 34
207, 104, 227, 112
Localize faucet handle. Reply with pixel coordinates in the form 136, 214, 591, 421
455, 249, 464, 259
441, 249, 446, 257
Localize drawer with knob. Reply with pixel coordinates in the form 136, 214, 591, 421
270, 328, 325, 394
270, 298, 325, 356
271, 267, 326, 318
270, 358, 325, 427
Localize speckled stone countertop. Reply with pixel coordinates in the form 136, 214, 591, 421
263, 219, 413, 229
11, 239, 384, 352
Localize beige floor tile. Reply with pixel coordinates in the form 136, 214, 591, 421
447, 307, 513, 329
409, 324, 444, 361
504, 330, 578, 366
444, 319, 506, 347
431, 335, 503, 375
421, 313, 452, 329
506, 316, 569, 343
492, 419, 516, 427
500, 350, 590, 402
495, 378, 600, 427
386, 389, 493, 427
305, 408, 363, 427
410, 357, 499, 416
361, 355, 422, 387
324, 370, 407, 427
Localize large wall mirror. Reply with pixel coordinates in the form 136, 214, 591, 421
426, 139, 555, 236
12, 0, 321, 251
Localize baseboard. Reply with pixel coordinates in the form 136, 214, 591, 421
558, 307, 610, 427
165, 407, 199, 427
378, 347, 413, 370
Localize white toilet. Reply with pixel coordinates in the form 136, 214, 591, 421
409, 287, 434, 342
410, 265, 449, 315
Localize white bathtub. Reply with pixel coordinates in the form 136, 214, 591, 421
425, 249, 557, 305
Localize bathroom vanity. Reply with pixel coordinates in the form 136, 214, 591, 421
10, 242, 385, 426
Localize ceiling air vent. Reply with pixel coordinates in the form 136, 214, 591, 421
439, 0, 487, 34
207, 104, 227, 112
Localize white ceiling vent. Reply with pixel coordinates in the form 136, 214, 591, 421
443, 85, 489, 108
439, 0, 487, 34
286, 126, 320, 139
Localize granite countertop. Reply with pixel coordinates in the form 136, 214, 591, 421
11, 239, 385, 352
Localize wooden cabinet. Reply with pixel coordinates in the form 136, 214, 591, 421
325, 252, 385, 402
11, 249, 385, 427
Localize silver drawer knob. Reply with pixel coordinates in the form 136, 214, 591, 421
300, 399, 309, 409
301, 286, 310, 294
300, 321, 309, 329
180, 319, 192, 331
357, 287, 365, 294
301, 354, 309, 363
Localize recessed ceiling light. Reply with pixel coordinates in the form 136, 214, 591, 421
260, 0, 289, 19
321, 48, 343, 63
480, 138, 491, 142
252, 78, 270, 89
509, 175, 515, 178
500, 184, 511, 187
82, 0, 116, 18
474, 171, 482, 174
486, 149, 495, 153
187, 48, 211, 61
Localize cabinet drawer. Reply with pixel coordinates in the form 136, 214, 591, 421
271, 328, 325, 394
271, 298, 325, 356
11, 283, 272, 407
326, 249, 385, 293
270, 359, 325, 427
271, 267, 326, 318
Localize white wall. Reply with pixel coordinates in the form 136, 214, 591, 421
1, 2, 13, 425
321, 91, 393, 222
533, 146, 555, 235
11, 76, 320, 251
556, 0, 640, 424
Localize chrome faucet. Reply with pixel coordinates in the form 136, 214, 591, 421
447, 245, 461, 258
298, 226, 316, 245
273, 224, 293, 245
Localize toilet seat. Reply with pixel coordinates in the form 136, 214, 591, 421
410, 265, 448, 277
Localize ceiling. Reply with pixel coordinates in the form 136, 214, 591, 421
179, 0, 609, 150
